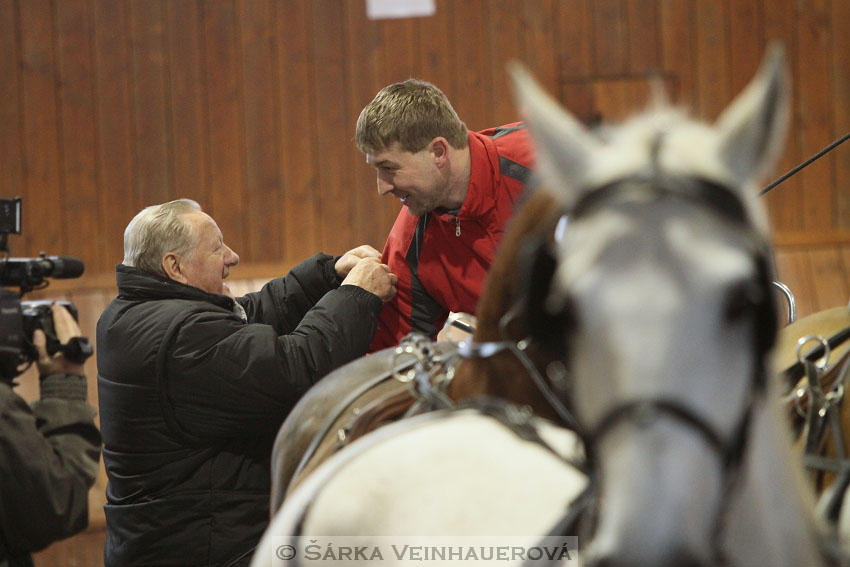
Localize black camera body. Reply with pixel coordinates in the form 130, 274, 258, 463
0, 198, 90, 381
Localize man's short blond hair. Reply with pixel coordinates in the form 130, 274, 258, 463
355, 79, 468, 154
122, 199, 201, 276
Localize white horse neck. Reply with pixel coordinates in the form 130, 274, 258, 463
725, 385, 822, 567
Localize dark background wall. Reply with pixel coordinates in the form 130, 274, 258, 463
1, 1, 848, 564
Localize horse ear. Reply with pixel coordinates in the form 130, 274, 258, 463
509, 61, 601, 203
714, 43, 790, 186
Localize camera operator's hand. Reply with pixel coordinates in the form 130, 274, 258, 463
35, 304, 85, 376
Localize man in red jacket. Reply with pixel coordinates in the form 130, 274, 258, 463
356, 79, 535, 351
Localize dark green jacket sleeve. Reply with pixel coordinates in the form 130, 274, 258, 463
0, 374, 101, 560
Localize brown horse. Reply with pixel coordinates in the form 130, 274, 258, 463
268, 188, 569, 512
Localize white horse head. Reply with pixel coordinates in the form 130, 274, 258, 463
512, 45, 821, 567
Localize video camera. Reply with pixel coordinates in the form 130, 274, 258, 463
0, 197, 92, 381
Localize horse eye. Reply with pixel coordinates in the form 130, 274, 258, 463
723, 280, 758, 322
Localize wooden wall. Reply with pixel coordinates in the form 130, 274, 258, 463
0, 0, 846, 564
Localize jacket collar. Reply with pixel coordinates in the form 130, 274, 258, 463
436, 130, 498, 221
115, 264, 236, 310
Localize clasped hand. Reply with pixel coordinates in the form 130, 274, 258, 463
336, 245, 397, 303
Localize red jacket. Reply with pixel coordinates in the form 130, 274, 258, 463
370, 124, 534, 351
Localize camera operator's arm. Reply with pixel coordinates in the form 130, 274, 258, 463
0, 305, 101, 558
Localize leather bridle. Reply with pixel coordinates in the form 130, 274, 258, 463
456, 165, 782, 566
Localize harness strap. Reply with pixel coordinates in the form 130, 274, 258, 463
784, 325, 850, 390
343, 387, 419, 443
457, 339, 581, 432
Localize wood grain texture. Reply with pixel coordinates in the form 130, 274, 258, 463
3, 3, 850, 562
5, 0, 849, 275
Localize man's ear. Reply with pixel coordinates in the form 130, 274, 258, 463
162, 252, 187, 283
430, 137, 449, 167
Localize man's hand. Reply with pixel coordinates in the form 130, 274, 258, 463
335, 245, 381, 279
35, 304, 86, 376
341, 257, 398, 303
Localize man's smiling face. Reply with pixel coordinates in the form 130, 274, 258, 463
365, 142, 451, 217
177, 211, 240, 295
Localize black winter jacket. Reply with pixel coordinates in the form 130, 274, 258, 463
0, 373, 101, 567
97, 254, 382, 567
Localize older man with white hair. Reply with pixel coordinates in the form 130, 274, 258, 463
97, 198, 396, 567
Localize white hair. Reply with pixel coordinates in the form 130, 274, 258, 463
122, 199, 202, 276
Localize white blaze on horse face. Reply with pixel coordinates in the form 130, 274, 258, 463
562, 207, 758, 432
559, 202, 761, 567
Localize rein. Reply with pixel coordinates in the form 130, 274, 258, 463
760, 130, 850, 196
485, 162, 783, 565
456, 331, 580, 432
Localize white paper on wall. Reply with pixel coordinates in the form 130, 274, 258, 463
365, 0, 436, 20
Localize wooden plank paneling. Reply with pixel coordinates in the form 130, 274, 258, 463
795, 0, 834, 232
311, 0, 354, 254
6, 5, 850, 566
1, 0, 849, 296
487, 0, 525, 124
625, 0, 661, 75
19, 0, 62, 258
203, 0, 245, 253
239, 0, 284, 261
558, 0, 595, 124
417, 0, 451, 90
693, 0, 729, 120
659, 0, 694, 105
380, 15, 418, 83
841, 245, 850, 302
727, 0, 762, 96
520, 0, 558, 97
130, 0, 171, 206
344, 0, 391, 250
166, 0, 209, 205
809, 248, 850, 311
276, 0, 320, 261
559, 0, 592, 81
761, 0, 803, 233
93, 0, 136, 271
450, 0, 490, 132
832, 1, 850, 231
56, 0, 100, 271
0, 1, 23, 205
592, 76, 673, 123
775, 248, 818, 319
592, 0, 628, 77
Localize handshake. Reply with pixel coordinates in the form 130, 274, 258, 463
334, 245, 398, 303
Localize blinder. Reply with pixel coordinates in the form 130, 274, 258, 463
513, 173, 780, 566
519, 173, 779, 368
517, 232, 575, 355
